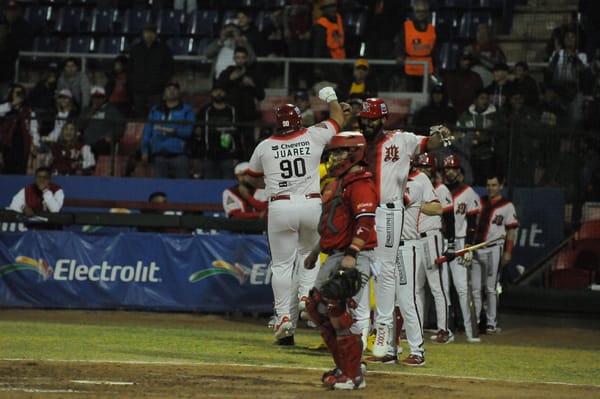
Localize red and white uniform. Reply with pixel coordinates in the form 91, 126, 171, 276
247, 119, 340, 331
222, 186, 267, 218
393, 170, 438, 358
365, 130, 427, 356
472, 196, 519, 330
447, 183, 480, 340
417, 182, 453, 334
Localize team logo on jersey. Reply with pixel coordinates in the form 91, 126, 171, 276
189, 260, 250, 285
492, 215, 504, 226
271, 145, 279, 150
384, 145, 400, 162
456, 202, 466, 215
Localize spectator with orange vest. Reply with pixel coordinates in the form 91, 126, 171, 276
311, 0, 346, 85
394, 0, 438, 92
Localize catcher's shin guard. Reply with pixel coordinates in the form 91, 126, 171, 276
336, 334, 363, 379
320, 319, 342, 369
328, 299, 354, 331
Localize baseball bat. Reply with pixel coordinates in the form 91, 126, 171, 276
434, 235, 506, 265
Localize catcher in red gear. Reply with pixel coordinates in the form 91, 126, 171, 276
303, 131, 377, 390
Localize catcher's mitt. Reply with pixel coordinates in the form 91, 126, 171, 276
321, 267, 368, 300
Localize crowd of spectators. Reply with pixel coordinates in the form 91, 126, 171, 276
0, 0, 598, 205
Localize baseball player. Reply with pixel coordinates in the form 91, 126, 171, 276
303, 131, 376, 390
222, 162, 268, 218
414, 153, 456, 344
357, 98, 453, 360
472, 174, 518, 334
442, 154, 481, 343
391, 167, 442, 366
246, 86, 344, 345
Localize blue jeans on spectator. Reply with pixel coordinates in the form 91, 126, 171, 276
154, 154, 189, 179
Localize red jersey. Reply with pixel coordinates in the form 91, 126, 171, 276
318, 169, 378, 251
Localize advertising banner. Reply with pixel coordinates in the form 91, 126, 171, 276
0, 231, 273, 313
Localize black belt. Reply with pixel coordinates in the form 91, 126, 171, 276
270, 193, 321, 202
420, 230, 440, 238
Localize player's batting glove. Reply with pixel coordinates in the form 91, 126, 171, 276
462, 251, 473, 267
318, 86, 338, 103
429, 125, 453, 147
443, 242, 456, 262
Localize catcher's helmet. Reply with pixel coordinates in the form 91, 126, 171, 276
442, 154, 461, 169
325, 131, 367, 177
359, 98, 388, 119
415, 152, 437, 171
274, 104, 302, 135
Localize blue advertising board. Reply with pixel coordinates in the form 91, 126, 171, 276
0, 231, 274, 312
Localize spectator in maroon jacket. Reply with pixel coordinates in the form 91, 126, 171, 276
8, 166, 64, 216
49, 121, 95, 176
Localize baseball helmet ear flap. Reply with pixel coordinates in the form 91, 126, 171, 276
325, 131, 367, 177
442, 154, 461, 169
359, 98, 388, 119
274, 103, 302, 135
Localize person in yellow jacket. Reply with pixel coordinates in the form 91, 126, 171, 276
394, 0, 438, 92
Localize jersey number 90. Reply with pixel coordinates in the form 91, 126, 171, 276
280, 158, 306, 178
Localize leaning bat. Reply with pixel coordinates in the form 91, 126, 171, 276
434, 235, 506, 265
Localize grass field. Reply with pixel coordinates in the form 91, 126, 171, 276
1, 309, 599, 398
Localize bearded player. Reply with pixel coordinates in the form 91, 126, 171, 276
357, 98, 453, 360
246, 87, 344, 345
304, 132, 376, 390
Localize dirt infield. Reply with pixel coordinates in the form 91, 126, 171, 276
1, 310, 599, 399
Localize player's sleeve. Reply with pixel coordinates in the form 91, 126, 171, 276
505, 202, 519, 228
8, 189, 26, 212
438, 185, 454, 212
402, 131, 428, 156
466, 188, 481, 215
421, 175, 439, 204
350, 179, 377, 243
247, 142, 264, 176
309, 119, 341, 147
222, 188, 243, 217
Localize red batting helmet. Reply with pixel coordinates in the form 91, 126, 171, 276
442, 154, 461, 169
325, 131, 367, 177
359, 98, 388, 119
274, 104, 302, 135
415, 152, 437, 171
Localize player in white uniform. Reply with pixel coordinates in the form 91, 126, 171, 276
472, 174, 518, 334
414, 153, 456, 344
392, 168, 441, 366
222, 162, 268, 218
357, 98, 453, 361
246, 87, 344, 345
442, 154, 481, 343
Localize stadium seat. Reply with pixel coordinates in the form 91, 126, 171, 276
438, 41, 462, 71
458, 11, 493, 40
440, 0, 472, 8
433, 9, 459, 41
89, 9, 120, 34
97, 36, 127, 54
186, 9, 219, 37
196, 37, 211, 56
32, 35, 66, 54
56, 7, 89, 33
118, 122, 145, 156
24, 5, 55, 34
168, 37, 196, 55
575, 220, 600, 241
94, 155, 129, 177
157, 9, 184, 35
550, 268, 596, 289
254, 10, 273, 33
66, 36, 95, 53
120, 9, 152, 35
221, 10, 237, 28
343, 10, 367, 38
552, 249, 577, 271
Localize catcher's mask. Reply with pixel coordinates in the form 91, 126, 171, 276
321, 266, 369, 300
323, 131, 366, 177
